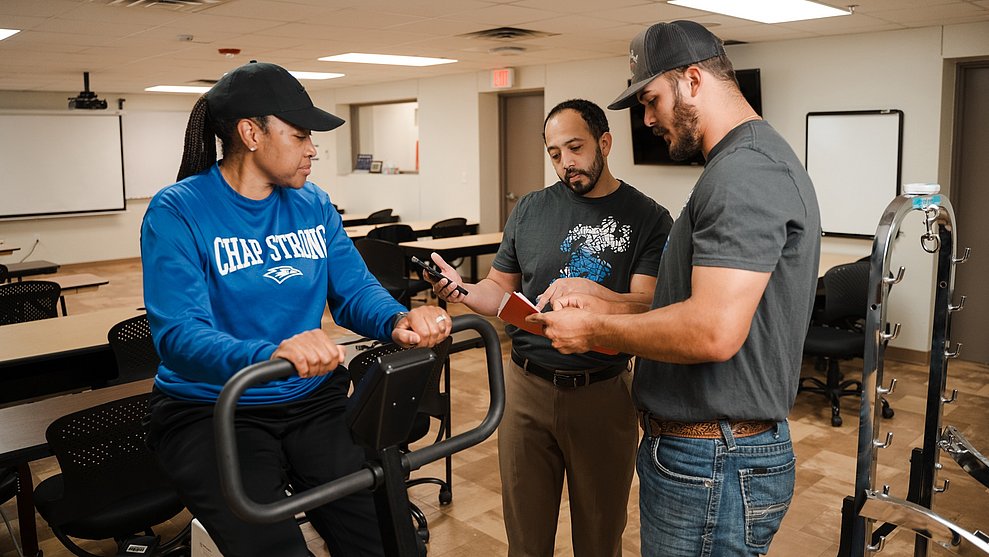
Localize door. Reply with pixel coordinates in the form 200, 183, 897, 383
949, 63, 989, 364
500, 92, 545, 228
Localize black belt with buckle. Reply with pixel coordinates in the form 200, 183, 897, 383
511, 351, 627, 389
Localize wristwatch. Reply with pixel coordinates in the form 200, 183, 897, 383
391, 311, 409, 330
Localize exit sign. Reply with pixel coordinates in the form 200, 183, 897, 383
491, 68, 515, 89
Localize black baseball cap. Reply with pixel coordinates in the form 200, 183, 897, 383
608, 20, 726, 110
206, 61, 344, 131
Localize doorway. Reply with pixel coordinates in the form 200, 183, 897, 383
949, 62, 989, 364
499, 92, 545, 228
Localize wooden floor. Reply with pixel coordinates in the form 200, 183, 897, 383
2, 258, 988, 557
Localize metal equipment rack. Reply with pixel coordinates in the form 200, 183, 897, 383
836, 192, 989, 556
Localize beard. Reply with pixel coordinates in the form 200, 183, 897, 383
561, 144, 605, 196
653, 87, 703, 162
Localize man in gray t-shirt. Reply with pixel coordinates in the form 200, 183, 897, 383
530, 22, 821, 557
429, 99, 672, 557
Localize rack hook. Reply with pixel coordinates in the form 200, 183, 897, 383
945, 342, 963, 359
948, 295, 967, 313
952, 247, 971, 264
941, 388, 958, 405
873, 431, 894, 449
880, 323, 901, 343
882, 266, 905, 285
877, 378, 897, 395
933, 478, 950, 493
866, 535, 887, 552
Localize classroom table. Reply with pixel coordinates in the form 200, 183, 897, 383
345, 219, 479, 240
399, 232, 504, 283
49, 273, 110, 315
0, 244, 19, 257
4, 260, 60, 282
0, 306, 142, 403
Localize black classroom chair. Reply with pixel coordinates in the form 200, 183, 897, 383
33, 394, 190, 557
0, 280, 61, 325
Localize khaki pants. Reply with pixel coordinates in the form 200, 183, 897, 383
499, 359, 638, 557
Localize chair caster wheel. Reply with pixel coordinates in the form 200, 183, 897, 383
831, 415, 843, 427
882, 405, 894, 419
417, 526, 430, 543
439, 487, 452, 505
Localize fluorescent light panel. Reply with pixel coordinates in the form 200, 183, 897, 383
288, 71, 344, 80
144, 85, 212, 94
669, 0, 850, 23
0, 28, 20, 41
146, 71, 343, 94
319, 53, 457, 67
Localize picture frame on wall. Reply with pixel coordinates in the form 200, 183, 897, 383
369, 160, 383, 174
355, 153, 373, 172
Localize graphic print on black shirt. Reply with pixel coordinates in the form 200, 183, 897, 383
558, 216, 631, 283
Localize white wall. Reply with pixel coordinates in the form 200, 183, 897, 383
3, 21, 988, 353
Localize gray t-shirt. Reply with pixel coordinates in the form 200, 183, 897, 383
635, 120, 822, 422
493, 181, 673, 370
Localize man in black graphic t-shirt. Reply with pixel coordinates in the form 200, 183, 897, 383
429, 99, 672, 557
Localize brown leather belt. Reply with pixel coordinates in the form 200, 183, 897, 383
511, 351, 627, 389
639, 412, 775, 439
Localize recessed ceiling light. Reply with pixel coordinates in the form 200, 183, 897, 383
669, 0, 850, 24
289, 71, 345, 80
0, 28, 20, 41
145, 85, 212, 94
318, 53, 457, 67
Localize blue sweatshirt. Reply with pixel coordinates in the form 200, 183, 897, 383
140, 163, 406, 404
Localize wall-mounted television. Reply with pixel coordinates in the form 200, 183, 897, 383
629, 68, 763, 166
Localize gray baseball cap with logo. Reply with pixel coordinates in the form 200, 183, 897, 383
608, 20, 726, 110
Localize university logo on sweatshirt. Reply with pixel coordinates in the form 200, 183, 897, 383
212, 225, 327, 281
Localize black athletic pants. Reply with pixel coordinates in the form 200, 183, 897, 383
147, 372, 385, 557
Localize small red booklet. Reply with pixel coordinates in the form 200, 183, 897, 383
496, 292, 618, 355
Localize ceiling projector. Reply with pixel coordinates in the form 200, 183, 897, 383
68, 72, 108, 110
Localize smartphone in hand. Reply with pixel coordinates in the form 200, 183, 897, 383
411, 255, 469, 297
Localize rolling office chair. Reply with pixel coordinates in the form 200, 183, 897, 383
1, 466, 24, 557
0, 263, 8, 284
347, 338, 455, 544
800, 261, 893, 427
355, 239, 431, 308
33, 394, 190, 557
365, 208, 395, 225
429, 218, 468, 270
106, 314, 161, 385
0, 279, 61, 325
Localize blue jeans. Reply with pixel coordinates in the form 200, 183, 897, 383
637, 420, 794, 557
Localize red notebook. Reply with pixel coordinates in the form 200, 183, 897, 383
496, 292, 618, 355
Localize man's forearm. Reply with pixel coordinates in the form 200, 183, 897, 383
461, 277, 511, 316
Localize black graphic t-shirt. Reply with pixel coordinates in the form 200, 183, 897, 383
493, 181, 673, 370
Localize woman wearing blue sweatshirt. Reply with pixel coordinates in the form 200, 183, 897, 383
141, 61, 451, 557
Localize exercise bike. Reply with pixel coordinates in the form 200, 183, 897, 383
213, 315, 505, 556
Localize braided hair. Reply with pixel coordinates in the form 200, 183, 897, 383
175, 95, 270, 181
176, 96, 215, 181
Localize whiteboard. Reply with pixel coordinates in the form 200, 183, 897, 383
806, 110, 902, 238
0, 112, 125, 219
121, 111, 188, 199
